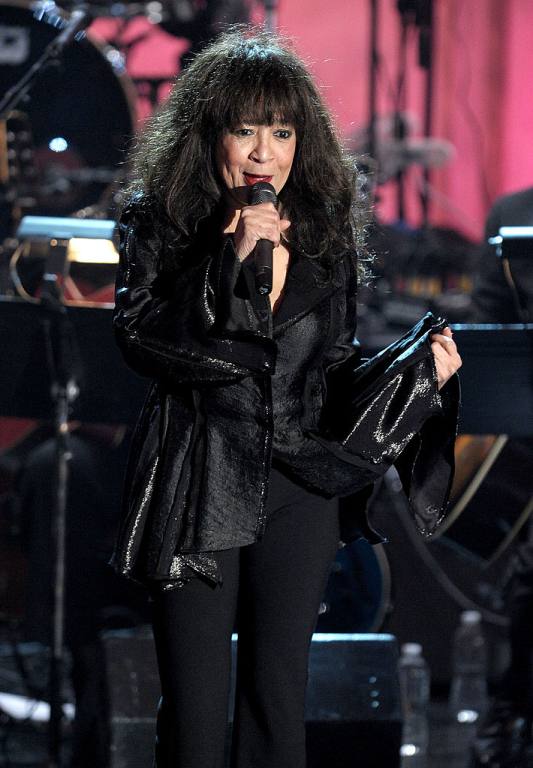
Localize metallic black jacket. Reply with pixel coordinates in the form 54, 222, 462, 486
112, 195, 458, 586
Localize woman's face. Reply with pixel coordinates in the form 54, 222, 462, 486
216, 123, 297, 200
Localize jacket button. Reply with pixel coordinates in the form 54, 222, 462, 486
262, 360, 272, 371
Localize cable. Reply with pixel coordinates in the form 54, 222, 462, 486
383, 469, 510, 627
502, 257, 530, 324
9, 241, 38, 304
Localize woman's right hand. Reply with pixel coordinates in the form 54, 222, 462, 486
233, 202, 291, 262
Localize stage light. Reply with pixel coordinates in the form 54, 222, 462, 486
67, 237, 118, 264
48, 136, 68, 152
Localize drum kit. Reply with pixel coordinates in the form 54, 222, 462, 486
0, 0, 252, 240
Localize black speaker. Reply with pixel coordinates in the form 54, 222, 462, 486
305, 634, 402, 768
103, 628, 402, 768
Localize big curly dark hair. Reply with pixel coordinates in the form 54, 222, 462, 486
125, 27, 368, 267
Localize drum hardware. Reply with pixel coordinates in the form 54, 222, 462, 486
0, 0, 136, 234
88, 0, 252, 84
0, 112, 37, 213
0, 121, 9, 184
155, 0, 251, 42
0, 4, 92, 118
0, 0, 257, 234
317, 540, 391, 633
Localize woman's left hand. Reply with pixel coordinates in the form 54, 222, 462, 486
430, 326, 462, 390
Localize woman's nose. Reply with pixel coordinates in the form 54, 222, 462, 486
250, 131, 273, 163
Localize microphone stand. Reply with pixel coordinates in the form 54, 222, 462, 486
394, 2, 414, 224
367, 0, 379, 166
263, 0, 278, 32
417, 0, 434, 227
0, 7, 91, 119
393, 1, 435, 227
40, 270, 81, 768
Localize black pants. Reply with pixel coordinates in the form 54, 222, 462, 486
151, 467, 340, 768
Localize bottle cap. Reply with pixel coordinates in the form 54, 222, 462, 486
461, 610, 481, 625
401, 642, 422, 657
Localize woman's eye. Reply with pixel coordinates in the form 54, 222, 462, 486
275, 129, 292, 139
234, 128, 254, 137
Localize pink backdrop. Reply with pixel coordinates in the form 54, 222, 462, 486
90, 0, 533, 241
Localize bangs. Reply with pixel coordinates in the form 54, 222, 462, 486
206, 52, 308, 132
223, 85, 301, 130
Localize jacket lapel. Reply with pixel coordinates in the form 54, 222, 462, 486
273, 253, 343, 331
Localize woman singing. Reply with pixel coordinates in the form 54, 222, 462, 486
112, 28, 461, 768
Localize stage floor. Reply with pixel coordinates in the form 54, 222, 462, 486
1, 639, 532, 768
1, 698, 532, 768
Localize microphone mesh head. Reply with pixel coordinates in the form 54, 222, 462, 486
249, 182, 277, 205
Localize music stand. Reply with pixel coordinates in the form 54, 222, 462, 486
489, 227, 533, 323
450, 323, 533, 436
490, 225, 533, 256
0, 297, 147, 424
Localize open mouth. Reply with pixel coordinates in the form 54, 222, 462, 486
243, 172, 274, 186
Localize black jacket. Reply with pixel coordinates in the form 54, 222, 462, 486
112, 195, 457, 586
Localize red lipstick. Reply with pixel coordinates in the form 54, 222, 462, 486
243, 172, 273, 186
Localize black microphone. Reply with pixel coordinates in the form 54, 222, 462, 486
249, 181, 277, 295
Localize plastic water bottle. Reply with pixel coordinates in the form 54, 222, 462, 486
399, 643, 430, 765
449, 610, 488, 726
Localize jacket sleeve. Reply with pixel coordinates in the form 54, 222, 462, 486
317, 276, 459, 537
113, 197, 276, 385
